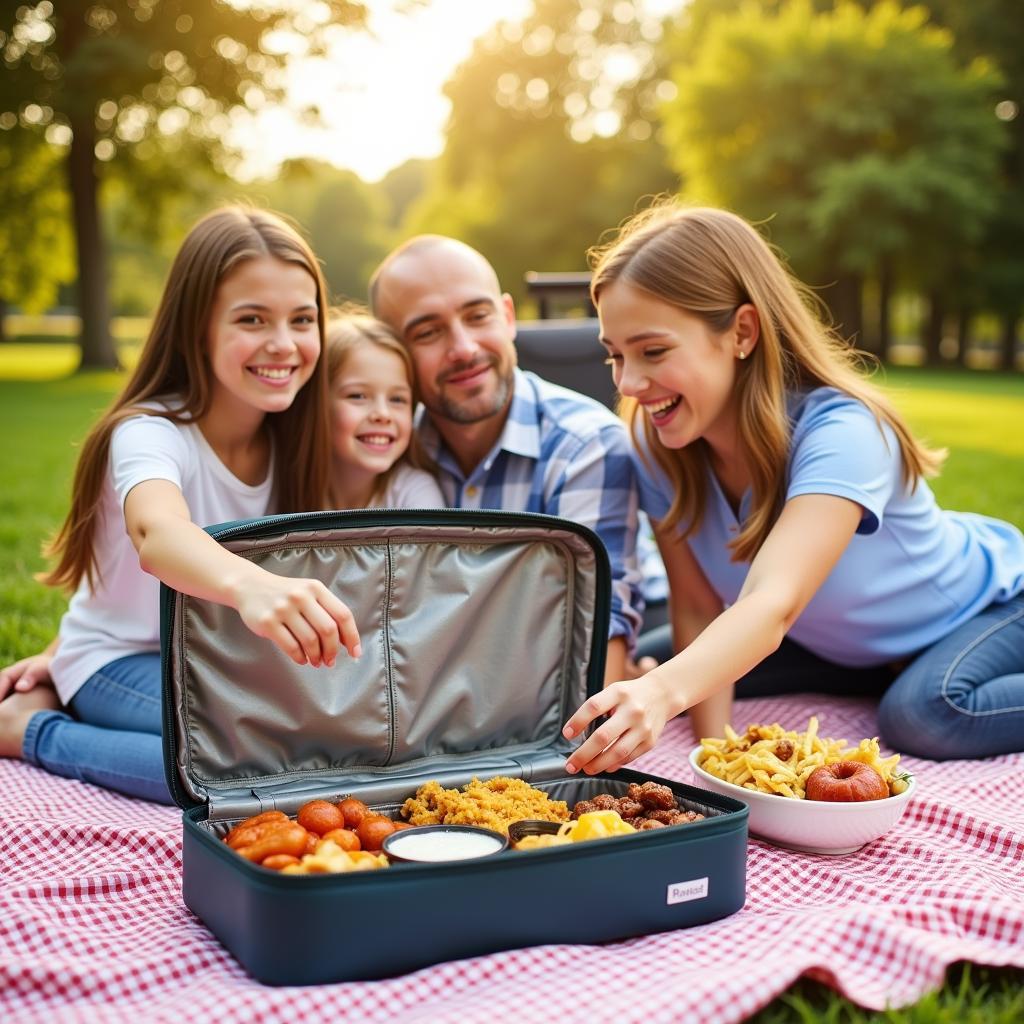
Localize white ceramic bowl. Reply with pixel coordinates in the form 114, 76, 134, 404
688, 747, 916, 855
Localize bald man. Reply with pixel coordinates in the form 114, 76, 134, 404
369, 236, 643, 682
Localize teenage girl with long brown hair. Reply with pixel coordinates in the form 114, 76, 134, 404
564, 203, 1024, 773
0, 207, 361, 801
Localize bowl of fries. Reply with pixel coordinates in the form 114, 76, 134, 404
689, 717, 915, 855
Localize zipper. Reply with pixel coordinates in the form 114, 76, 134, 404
383, 540, 397, 765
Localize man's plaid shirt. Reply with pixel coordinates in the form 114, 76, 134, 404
416, 369, 644, 644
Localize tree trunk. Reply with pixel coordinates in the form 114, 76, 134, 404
877, 263, 893, 363
921, 290, 945, 367
999, 310, 1019, 372
67, 113, 118, 370
0, 297, 7, 344
820, 272, 863, 349
955, 308, 972, 368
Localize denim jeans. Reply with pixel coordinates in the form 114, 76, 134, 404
640, 595, 1024, 761
23, 652, 172, 804
877, 593, 1024, 759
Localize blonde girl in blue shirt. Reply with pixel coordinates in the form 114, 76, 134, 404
564, 203, 1024, 772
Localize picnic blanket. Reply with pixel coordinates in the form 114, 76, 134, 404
2, 693, 1022, 1024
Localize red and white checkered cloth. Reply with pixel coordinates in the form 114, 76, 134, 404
2, 694, 1022, 1023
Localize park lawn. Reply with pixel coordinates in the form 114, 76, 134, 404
0, 365, 1021, 1021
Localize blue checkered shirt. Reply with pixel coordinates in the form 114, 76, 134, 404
416, 369, 644, 644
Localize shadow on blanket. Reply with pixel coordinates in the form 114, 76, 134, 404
2, 694, 1022, 1024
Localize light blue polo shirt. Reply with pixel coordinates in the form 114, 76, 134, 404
634, 387, 1024, 666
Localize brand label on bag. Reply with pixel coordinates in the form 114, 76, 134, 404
666, 877, 709, 905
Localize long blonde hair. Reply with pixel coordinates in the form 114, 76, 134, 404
325, 305, 434, 507
589, 202, 944, 562
41, 206, 333, 592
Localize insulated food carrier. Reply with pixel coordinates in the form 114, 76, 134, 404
162, 509, 748, 984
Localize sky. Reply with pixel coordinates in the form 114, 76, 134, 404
233, 0, 682, 183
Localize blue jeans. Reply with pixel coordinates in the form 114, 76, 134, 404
23, 652, 173, 804
877, 594, 1024, 760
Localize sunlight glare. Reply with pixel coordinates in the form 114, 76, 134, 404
234, 0, 531, 182
232, 0, 683, 183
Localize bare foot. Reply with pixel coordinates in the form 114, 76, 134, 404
0, 685, 60, 758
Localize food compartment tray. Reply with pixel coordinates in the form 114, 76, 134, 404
182, 769, 748, 985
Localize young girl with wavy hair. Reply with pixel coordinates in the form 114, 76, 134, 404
564, 203, 1024, 773
0, 207, 361, 801
325, 307, 443, 510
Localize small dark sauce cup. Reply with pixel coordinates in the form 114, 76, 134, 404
507, 819, 566, 847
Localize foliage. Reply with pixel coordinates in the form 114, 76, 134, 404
377, 158, 431, 230
914, 0, 1024, 365
239, 158, 390, 305
407, 0, 678, 304
0, 0, 367, 162
0, 130, 73, 315
104, 152, 225, 316
0, 0, 368, 364
660, 1, 1006, 291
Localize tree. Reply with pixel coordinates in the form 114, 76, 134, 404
376, 158, 431, 230
659, 0, 1005, 352
916, 0, 1024, 370
0, 129, 74, 341
0, 0, 366, 368
407, 0, 678, 305
243, 159, 391, 304
105, 155, 225, 316
307, 174, 390, 304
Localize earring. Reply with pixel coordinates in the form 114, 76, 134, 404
738, 350, 747, 360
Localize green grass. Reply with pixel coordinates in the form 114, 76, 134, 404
0, 315, 147, 378
0, 360, 1021, 1018
0, 373, 123, 659
749, 963, 1024, 1023
876, 368, 1024, 529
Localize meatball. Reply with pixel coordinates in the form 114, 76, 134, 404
571, 800, 598, 819
636, 782, 677, 810
614, 798, 644, 819
647, 809, 678, 824
774, 740, 795, 762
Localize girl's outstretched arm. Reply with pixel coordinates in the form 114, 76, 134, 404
563, 493, 862, 775
659, 527, 732, 743
125, 480, 361, 667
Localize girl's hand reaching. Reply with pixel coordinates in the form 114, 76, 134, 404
125, 481, 362, 670
235, 572, 362, 668
562, 670, 680, 776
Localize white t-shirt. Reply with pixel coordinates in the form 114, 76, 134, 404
50, 410, 275, 704
372, 463, 446, 509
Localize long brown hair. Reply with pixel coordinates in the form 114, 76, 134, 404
325, 304, 434, 507
41, 206, 332, 592
589, 202, 945, 563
